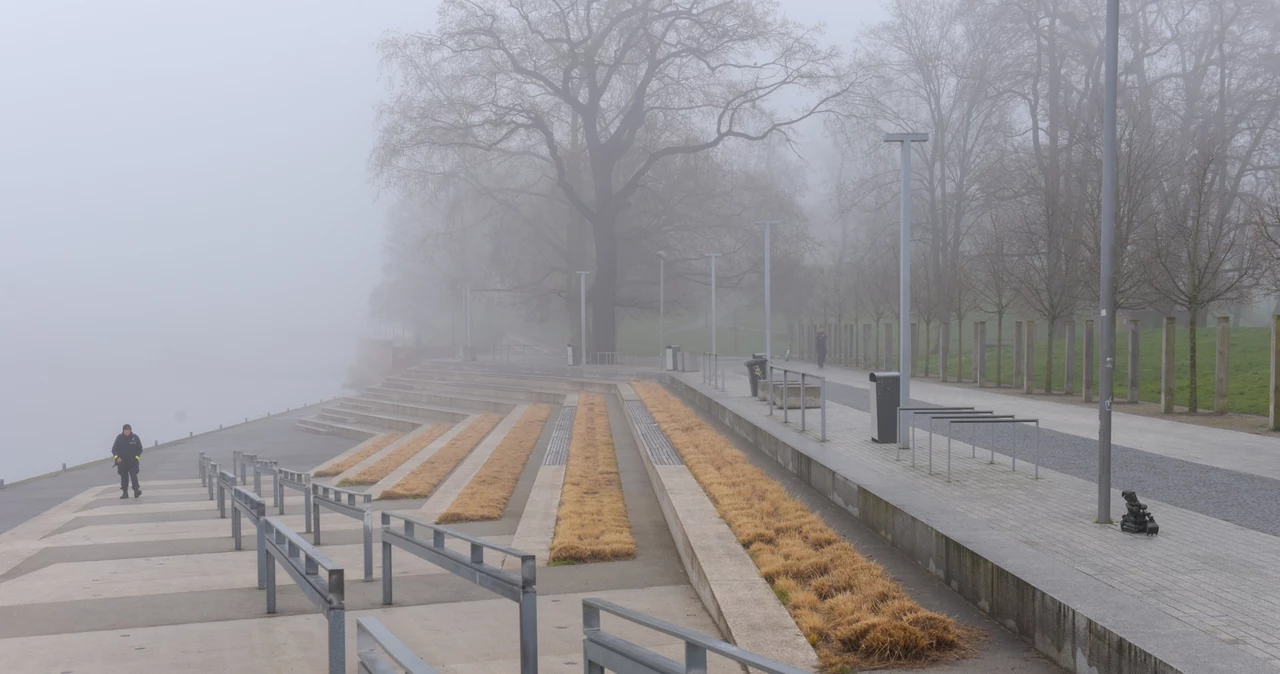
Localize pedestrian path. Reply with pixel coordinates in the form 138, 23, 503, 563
683, 371, 1280, 670
781, 360, 1280, 481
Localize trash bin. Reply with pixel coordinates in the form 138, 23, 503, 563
869, 372, 901, 443
665, 345, 681, 371
746, 355, 768, 397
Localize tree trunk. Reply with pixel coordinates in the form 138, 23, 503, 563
1044, 320, 1056, 393
590, 213, 618, 353
1188, 306, 1199, 413
955, 319, 964, 382
995, 313, 1004, 387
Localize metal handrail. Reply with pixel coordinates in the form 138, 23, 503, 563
278, 467, 313, 532
198, 452, 210, 488
381, 512, 538, 674
261, 516, 345, 674
311, 483, 374, 582
231, 486, 267, 589
252, 458, 283, 515
926, 413, 1012, 474
216, 469, 236, 519
765, 365, 827, 442
944, 417, 1042, 482
896, 406, 975, 456
356, 617, 438, 674
205, 460, 218, 501
582, 598, 809, 674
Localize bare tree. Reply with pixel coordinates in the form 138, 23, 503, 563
973, 217, 1020, 386
373, 0, 853, 352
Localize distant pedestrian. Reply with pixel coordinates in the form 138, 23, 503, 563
816, 327, 828, 369
112, 424, 143, 499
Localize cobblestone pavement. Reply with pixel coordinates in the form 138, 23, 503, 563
696, 372, 1280, 670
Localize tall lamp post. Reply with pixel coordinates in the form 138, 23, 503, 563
706, 253, 721, 355
758, 221, 778, 361
657, 251, 667, 367
463, 281, 473, 361
884, 132, 928, 411
1097, 0, 1120, 524
577, 271, 589, 366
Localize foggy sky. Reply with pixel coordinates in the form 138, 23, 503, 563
0, 0, 885, 482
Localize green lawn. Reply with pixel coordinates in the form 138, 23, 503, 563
893, 322, 1270, 415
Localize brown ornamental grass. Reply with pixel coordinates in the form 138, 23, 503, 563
437, 404, 553, 524
549, 393, 635, 563
314, 432, 402, 477
338, 423, 452, 486
631, 380, 965, 671
379, 413, 503, 500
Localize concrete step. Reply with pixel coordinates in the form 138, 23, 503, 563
383, 376, 568, 405
324, 403, 464, 433
338, 397, 473, 424
295, 415, 381, 441
366, 385, 523, 413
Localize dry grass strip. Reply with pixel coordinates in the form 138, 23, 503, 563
379, 413, 503, 500
549, 393, 635, 563
338, 423, 452, 486
314, 432, 402, 477
437, 404, 554, 523
632, 380, 965, 671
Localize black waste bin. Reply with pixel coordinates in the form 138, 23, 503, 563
869, 372, 901, 443
746, 355, 768, 397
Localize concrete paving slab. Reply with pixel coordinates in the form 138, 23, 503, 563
0, 585, 737, 674
418, 405, 528, 521
39, 513, 362, 547
504, 465, 564, 568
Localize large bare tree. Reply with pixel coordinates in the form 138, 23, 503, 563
372, 0, 852, 351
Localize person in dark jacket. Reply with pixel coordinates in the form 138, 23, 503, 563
112, 424, 143, 499
816, 326, 828, 369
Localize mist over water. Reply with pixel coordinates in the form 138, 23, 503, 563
0, 0, 431, 482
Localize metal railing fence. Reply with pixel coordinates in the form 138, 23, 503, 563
311, 483, 375, 581
261, 516, 345, 674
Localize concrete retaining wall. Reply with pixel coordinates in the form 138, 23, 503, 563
666, 376, 1269, 674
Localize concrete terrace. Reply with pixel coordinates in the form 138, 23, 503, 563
0, 362, 1067, 673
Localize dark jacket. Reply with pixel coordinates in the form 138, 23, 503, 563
815, 332, 828, 355
112, 433, 143, 470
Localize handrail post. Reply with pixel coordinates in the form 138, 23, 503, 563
820, 377, 827, 442
256, 502, 267, 590
382, 512, 393, 605
799, 372, 806, 432
363, 509, 374, 582
304, 474, 313, 533
207, 462, 218, 501
783, 369, 789, 424
519, 555, 538, 674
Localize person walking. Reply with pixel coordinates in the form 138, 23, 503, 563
816, 326, 828, 369
112, 424, 143, 499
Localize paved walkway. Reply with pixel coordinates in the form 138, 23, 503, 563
779, 360, 1280, 481
687, 370, 1280, 669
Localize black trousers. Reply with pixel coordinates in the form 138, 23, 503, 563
119, 464, 140, 491
817, 351, 826, 368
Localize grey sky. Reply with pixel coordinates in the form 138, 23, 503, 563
0, 0, 885, 481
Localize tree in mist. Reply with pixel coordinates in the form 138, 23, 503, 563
973, 218, 1019, 386
372, 0, 853, 352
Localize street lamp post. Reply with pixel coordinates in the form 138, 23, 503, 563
464, 281, 473, 361
758, 221, 778, 361
706, 254, 721, 357
577, 271, 589, 366
884, 133, 928, 412
1098, 0, 1120, 524
657, 251, 666, 367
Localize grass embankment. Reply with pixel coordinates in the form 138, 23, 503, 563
632, 380, 963, 670
549, 393, 635, 563
379, 414, 503, 500
437, 405, 553, 523
314, 432, 402, 477
338, 423, 452, 486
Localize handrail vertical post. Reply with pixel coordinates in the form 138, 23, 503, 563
519, 555, 538, 674
327, 606, 345, 674
783, 369, 789, 424
799, 372, 806, 432
207, 462, 218, 501
256, 502, 266, 590
685, 643, 709, 674
820, 377, 827, 442
382, 512, 393, 605
363, 509, 374, 582
304, 474, 313, 533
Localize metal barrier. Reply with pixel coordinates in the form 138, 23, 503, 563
231, 486, 267, 588
205, 460, 218, 501
925, 412, 1010, 473
381, 512, 538, 674
356, 617, 437, 674
896, 406, 975, 455
216, 468, 236, 518
312, 483, 374, 581
765, 366, 827, 441
700, 352, 727, 389
261, 516, 345, 674
239, 452, 257, 486
252, 458, 283, 514
582, 598, 807, 674
198, 451, 210, 488
278, 467, 313, 532
944, 417, 1042, 482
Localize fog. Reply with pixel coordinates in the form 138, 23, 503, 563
0, 0, 435, 481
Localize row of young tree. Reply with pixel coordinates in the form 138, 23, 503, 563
366, 0, 1280, 413
814, 0, 1280, 413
